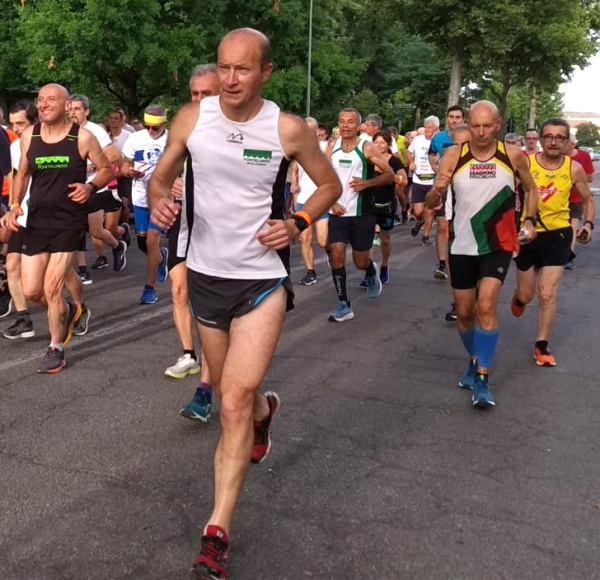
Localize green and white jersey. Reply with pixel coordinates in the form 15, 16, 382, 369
330, 138, 376, 217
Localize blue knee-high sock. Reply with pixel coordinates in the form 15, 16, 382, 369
458, 327, 476, 358
474, 326, 499, 370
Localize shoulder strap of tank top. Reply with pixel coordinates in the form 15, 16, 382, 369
67, 122, 80, 140
31, 123, 42, 140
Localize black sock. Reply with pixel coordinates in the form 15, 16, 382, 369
78, 266, 88, 275
331, 267, 347, 303
183, 349, 197, 361
17, 310, 31, 323
439, 260, 446, 268
365, 260, 376, 277
144, 284, 155, 290
535, 340, 549, 353
308, 269, 316, 275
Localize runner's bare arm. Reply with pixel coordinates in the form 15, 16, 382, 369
279, 113, 341, 222
509, 146, 539, 221
10, 128, 32, 206
148, 102, 199, 229
572, 161, 596, 240
426, 145, 459, 209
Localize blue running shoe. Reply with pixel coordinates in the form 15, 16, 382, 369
157, 247, 169, 283
140, 286, 158, 304
367, 262, 382, 299
458, 359, 478, 390
328, 301, 355, 322
180, 388, 212, 423
472, 374, 495, 408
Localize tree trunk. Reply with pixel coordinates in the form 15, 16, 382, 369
497, 68, 512, 137
413, 106, 421, 129
447, 50, 463, 107
528, 85, 538, 129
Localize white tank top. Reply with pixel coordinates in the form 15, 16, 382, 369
330, 137, 372, 217
185, 96, 290, 279
296, 140, 328, 204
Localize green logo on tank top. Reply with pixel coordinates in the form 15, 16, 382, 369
243, 149, 272, 166
338, 159, 352, 168
35, 156, 70, 169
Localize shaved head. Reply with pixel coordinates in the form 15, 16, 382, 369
40, 83, 69, 100
469, 100, 499, 120
219, 28, 272, 69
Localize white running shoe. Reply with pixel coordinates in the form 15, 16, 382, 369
164, 354, 201, 379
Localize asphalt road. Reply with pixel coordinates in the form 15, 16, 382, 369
1, 196, 599, 579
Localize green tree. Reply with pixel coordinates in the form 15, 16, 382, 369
16, 0, 207, 115
576, 122, 600, 146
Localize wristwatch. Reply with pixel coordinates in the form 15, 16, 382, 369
88, 182, 99, 195
292, 214, 310, 232
584, 220, 595, 230
523, 216, 537, 227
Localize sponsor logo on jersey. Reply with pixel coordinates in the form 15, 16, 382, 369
227, 132, 244, 144
338, 159, 352, 168
243, 149, 272, 166
539, 182, 558, 203
35, 156, 70, 169
469, 162, 496, 179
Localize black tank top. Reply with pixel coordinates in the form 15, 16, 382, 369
27, 123, 87, 230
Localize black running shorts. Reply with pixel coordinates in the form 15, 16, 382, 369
7, 227, 25, 255
449, 251, 513, 290
514, 227, 573, 271
188, 270, 294, 331
328, 214, 377, 252
86, 190, 123, 214
22, 228, 84, 255
411, 183, 432, 205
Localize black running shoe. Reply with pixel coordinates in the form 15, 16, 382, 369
113, 240, 127, 272
3, 318, 35, 339
410, 220, 423, 237
445, 303, 457, 322
0, 286, 12, 319
298, 271, 317, 286
120, 222, 132, 247
91, 256, 109, 269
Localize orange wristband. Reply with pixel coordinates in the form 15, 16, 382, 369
10, 203, 20, 211
294, 210, 313, 227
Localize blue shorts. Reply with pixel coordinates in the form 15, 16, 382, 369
133, 205, 165, 235
295, 203, 329, 222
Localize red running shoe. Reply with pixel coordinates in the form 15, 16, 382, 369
251, 391, 281, 464
192, 525, 229, 579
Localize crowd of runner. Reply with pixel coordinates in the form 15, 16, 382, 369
0, 26, 596, 579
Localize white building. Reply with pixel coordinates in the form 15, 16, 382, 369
563, 111, 600, 135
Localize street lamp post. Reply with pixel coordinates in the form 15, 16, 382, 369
306, 0, 314, 117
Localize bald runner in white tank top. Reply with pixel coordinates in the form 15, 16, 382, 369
185, 96, 290, 280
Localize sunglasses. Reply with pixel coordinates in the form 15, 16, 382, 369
145, 124, 164, 131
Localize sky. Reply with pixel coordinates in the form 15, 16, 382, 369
560, 53, 600, 113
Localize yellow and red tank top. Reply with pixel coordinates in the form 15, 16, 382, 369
526, 154, 572, 232
449, 141, 518, 256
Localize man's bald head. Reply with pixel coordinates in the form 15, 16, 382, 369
305, 117, 318, 131
40, 83, 69, 100
219, 28, 272, 69
469, 100, 499, 121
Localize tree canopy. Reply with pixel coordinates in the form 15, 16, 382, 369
1, 0, 598, 129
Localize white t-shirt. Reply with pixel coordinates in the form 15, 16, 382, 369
10, 138, 31, 227
408, 134, 434, 185
121, 129, 168, 208
110, 130, 130, 151
10, 139, 20, 171
82, 121, 112, 191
